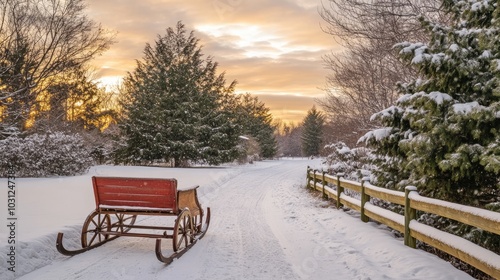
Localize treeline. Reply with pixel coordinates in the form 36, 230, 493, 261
0, 1, 278, 176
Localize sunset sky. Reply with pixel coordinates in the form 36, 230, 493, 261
86, 0, 340, 123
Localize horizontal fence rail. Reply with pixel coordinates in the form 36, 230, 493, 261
306, 167, 500, 279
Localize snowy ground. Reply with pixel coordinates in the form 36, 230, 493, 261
0, 159, 472, 279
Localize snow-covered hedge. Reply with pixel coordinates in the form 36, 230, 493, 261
0, 132, 93, 177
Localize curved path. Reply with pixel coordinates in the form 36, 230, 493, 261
16, 159, 471, 280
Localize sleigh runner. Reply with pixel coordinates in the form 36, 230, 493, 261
56, 176, 211, 264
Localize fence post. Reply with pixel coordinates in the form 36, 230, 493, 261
404, 186, 417, 248
313, 169, 318, 190
306, 166, 311, 188
360, 178, 371, 223
322, 171, 327, 199
336, 174, 344, 209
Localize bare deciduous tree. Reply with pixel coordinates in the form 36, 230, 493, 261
0, 0, 114, 137
318, 0, 444, 145
320, 0, 444, 47
318, 42, 415, 136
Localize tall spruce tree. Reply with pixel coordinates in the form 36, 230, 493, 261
360, 0, 500, 204
301, 106, 325, 157
117, 22, 241, 167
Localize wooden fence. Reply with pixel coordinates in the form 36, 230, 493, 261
306, 167, 500, 279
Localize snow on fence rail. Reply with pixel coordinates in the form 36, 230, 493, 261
306, 167, 500, 279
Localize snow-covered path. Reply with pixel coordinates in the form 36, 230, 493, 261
2, 159, 472, 279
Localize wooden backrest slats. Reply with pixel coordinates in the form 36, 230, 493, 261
92, 177, 177, 211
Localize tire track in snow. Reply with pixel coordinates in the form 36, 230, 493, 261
174, 160, 299, 279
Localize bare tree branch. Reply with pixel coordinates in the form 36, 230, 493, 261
0, 0, 115, 135
318, 0, 446, 145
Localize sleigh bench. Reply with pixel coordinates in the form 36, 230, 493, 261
56, 176, 211, 264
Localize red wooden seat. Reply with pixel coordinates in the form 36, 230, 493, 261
92, 177, 178, 212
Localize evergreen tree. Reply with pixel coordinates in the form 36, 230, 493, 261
117, 22, 241, 167
236, 93, 277, 159
301, 106, 325, 157
360, 0, 500, 204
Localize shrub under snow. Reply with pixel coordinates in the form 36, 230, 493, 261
323, 141, 374, 181
0, 132, 93, 177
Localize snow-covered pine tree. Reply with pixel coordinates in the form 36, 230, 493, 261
360, 0, 500, 204
236, 93, 277, 159
117, 22, 241, 167
301, 106, 325, 157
